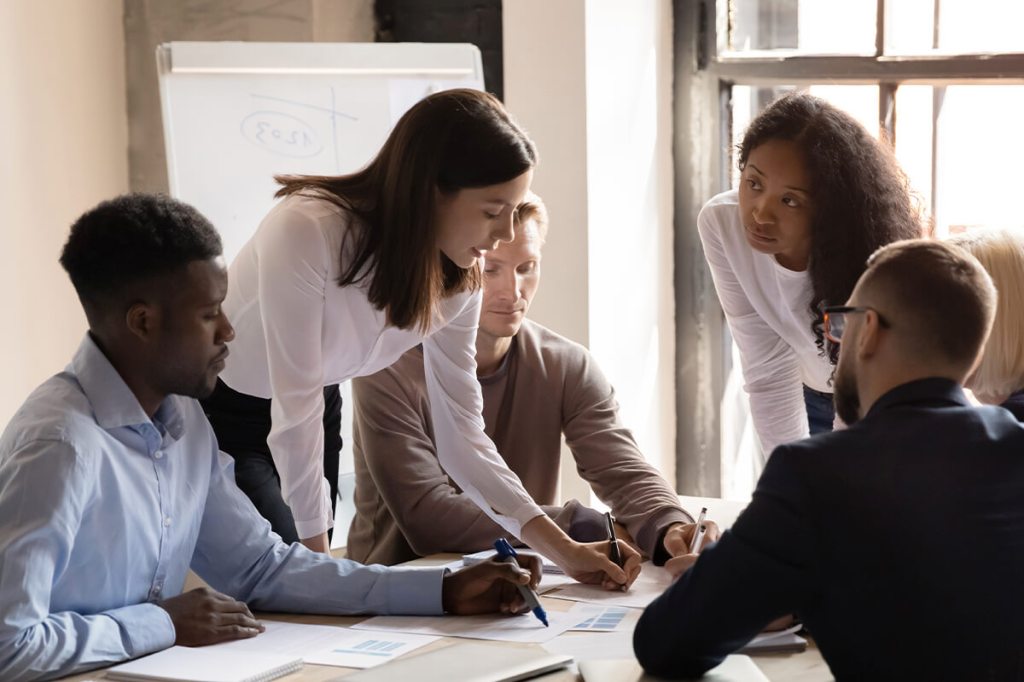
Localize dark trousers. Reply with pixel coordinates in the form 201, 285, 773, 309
202, 378, 342, 544
803, 384, 835, 435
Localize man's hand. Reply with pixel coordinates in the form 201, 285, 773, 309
299, 532, 331, 554
442, 554, 543, 615
662, 520, 722, 579
158, 587, 265, 646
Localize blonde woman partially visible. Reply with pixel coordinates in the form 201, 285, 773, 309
949, 229, 1024, 419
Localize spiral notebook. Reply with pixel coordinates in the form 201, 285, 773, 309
105, 646, 302, 682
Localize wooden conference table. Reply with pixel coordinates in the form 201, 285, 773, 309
61, 496, 832, 681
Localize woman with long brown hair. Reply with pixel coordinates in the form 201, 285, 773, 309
203, 88, 638, 588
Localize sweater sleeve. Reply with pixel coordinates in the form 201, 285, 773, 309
559, 343, 692, 559
251, 206, 333, 539
421, 291, 544, 538
697, 201, 809, 459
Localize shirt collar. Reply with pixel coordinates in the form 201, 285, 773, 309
70, 333, 185, 440
864, 377, 970, 419
477, 336, 517, 385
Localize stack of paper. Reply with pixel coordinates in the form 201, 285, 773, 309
739, 623, 807, 654
105, 647, 301, 682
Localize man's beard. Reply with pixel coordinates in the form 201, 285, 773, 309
833, 360, 861, 426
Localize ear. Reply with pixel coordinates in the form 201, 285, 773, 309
125, 301, 157, 343
856, 309, 884, 360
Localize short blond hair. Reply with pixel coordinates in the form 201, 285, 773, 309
949, 230, 1024, 401
515, 191, 549, 243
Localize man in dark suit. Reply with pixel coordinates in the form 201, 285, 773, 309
634, 239, 1024, 680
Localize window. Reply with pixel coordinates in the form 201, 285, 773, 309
673, 0, 1024, 498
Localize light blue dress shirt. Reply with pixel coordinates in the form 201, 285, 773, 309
0, 335, 445, 681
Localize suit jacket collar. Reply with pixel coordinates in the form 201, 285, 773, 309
864, 377, 969, 420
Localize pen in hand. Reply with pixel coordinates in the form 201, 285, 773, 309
690, 507, 708, 553
690, 524, 708, 554
604, 511, 623, 568
493, 539, 549, 627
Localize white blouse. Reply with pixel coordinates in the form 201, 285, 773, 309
221, 195, 543, 539
698, 189, 834, 459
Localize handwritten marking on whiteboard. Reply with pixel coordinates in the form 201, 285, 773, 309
240, 110, 322, 158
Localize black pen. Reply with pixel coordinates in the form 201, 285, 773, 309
604, 511, 623, 567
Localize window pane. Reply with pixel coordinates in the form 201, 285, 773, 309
728, 85, 880, 187
895, 85, 1024, 236
886, 0, 1024, 55
726, 0, 876, 55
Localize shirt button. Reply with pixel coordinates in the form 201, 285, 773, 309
154, 450, 163, 459
163, 517, 172, 527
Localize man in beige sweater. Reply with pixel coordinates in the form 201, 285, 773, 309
348, 194, 712, 566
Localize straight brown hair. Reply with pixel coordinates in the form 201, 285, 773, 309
276, 89, 537, 332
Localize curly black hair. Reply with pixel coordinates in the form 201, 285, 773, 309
59, 193, 222, 314
738, 91, 923, 364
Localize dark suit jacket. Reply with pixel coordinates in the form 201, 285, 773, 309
1002, 390, 1024, 421
634, 378, 1024, 681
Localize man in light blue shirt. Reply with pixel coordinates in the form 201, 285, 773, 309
0, 194, 540, 681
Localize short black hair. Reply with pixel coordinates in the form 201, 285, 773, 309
59, 193, 222, 312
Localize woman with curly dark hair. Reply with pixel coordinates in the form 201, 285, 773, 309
698, 91, 923, 460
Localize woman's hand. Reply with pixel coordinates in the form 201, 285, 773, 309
520, 515, 641, 590
562, 540, 643, 591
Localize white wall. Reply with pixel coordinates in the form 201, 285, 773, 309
504, 0, 677, 493
504, 0, 591, 349
0, 0, 130, 429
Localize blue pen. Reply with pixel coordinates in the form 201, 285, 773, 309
493, 538, 549, 627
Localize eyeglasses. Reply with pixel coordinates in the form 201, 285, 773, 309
822, 305, 890, 343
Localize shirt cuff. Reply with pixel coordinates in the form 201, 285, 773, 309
107, 602, 176, 657
293, 486, 335, 539
510, 501, 546, 534
639, 508, 695, 565
566, 501, 611, 543
383, 567, 446, 615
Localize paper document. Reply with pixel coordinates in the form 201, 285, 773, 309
545, 562, 672, 610
568, 604, 632, 632
739, 623, 807, 654
543, 612, 640, 663
461, 548, 563, 574
105, 646, 301, 682
212, 620, 438, 668
536, 572, 577, 594
353, 609, 578, 643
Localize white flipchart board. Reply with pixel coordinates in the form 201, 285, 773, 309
156, 42, 484, 545
156, 41, 484, 264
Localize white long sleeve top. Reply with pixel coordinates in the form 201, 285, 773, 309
221, 195, 543, 539
697, 189, 834, 459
